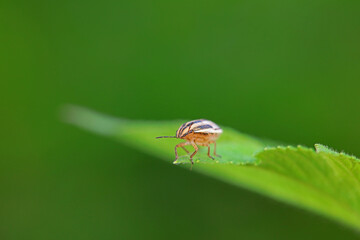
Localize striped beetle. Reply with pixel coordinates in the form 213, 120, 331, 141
156, 119, 222, 165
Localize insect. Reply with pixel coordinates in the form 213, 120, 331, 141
156, 119, 222, 165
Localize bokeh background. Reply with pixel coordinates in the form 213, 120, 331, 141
2, 0, 360, 239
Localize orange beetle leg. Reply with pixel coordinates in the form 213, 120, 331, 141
189, 142, 199, 165
207, 145, 215, 160
212, 141, 221, 158
174, 142, 190, 162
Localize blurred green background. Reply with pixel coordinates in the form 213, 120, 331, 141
2, 0, 360, 239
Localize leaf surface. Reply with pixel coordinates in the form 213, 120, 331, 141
63, 105, 360, 230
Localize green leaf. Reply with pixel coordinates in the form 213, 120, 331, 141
63, 105, 360, 230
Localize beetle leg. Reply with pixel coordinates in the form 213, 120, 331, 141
213, 141, 221, 158
207, 145, 215, 160
174, 142, 190, 162
181, 146, 189, 154
189, 142, 199, 165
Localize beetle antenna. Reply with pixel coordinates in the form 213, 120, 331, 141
156, 136, 177, 139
